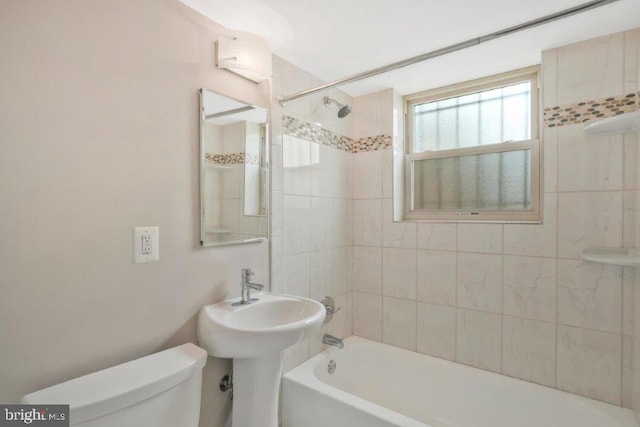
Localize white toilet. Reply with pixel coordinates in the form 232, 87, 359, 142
21, 343, 207, 426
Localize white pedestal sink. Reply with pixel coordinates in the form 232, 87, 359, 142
197, 292, 325, 427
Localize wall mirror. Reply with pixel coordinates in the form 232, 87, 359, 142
200, 88, 268, 247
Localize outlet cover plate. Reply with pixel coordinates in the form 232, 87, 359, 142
133, 226, 159, 263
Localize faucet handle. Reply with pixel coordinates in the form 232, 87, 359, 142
241, 268, 254, 279
321, 296, 341, 324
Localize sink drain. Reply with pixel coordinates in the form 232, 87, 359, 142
328, 360, 336, 374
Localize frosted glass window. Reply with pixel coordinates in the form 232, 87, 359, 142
412, 149, 531, 211
403, 67, 541, 222
412, 82, 531, 153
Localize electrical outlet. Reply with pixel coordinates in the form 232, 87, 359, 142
133, 227, 159, 263
142, 235, 152, 255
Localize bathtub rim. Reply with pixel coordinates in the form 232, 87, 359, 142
283, 336, 638, 427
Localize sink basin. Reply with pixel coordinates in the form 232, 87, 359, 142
197, 292, 325, 358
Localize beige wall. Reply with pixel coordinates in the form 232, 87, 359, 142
0, 1, 270, 426
351, 28, 640, 408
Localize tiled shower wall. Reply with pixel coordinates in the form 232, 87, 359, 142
271, 28, 640, 411
270, 56, 354, 371
350, 28, 640, 409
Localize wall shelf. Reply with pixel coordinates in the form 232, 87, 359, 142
582, 247, 640, 267
204, 164, 233, 171
207, 227, 232, 234
583, 110, 640, 135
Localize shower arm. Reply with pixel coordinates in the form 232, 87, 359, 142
277, 0, 621, 106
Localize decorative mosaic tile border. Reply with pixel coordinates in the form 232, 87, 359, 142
352, 135, 392, 153
283, 115, 352, 152
544, 93, 638, 128
205, 152, 245, 164
283, 115, 391, 153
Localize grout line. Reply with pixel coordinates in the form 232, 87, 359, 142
501, 223, 505, 375
454, 224, 458, 362
554, 71, 560, 386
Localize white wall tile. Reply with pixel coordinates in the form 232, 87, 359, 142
457, 253, 502, 314
271, 235, 283, 284
558, 261, 622, 334
623, 267, 634, 336
543, 128, 558, 193
271, 144, 283, 192
557, 325, 622, 405
382, 198, 416, 248
310, 197, 332, 251
334, 150, 352, 199
353, 151, 383, 199
382, 149, 393, 199
332, 197, 351, 248
624, 335, 634, 408
382, 297, 417, 351
271, 190, 283, 237
417, 250, 456, 306
557, 191, 623, 259
557, 32, 624, 105
332, 247, 351, 296
417, 223, 457, 251
623, 29, 640, 94
382, 248, 417, 299
352, 198, 382, 247
624, 191, 637, 249
637, 190, 640, 249
457, 224, 502, 254
417, 303, 456, 361
541, 48, 558, 108
308, 321, 332, 357
353, 246, 382, 294
457, 309, 502, 373
503, 317, 556, 387
332, 293, 349, 339
632, 337, 640, 411
282, 338, 309, 373
283, 135, 311, 196
354, 90, 392, 138
503, 256, 557, 323
283, 253, 310, 297
283, 195, 310, 255
309, 249, 333, 301
310, 144, 336, 198
353, 292, 382, 342
558, 126, 624, 192
504, 193, 557, 257
625, 134, 639, 191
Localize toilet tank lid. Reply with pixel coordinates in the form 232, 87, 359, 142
21, 343, 207, 424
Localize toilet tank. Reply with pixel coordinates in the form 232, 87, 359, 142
21, 343, 207, 427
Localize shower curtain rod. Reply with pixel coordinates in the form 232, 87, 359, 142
277, 0, 621, 105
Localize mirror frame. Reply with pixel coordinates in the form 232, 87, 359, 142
199, 88, 269, 247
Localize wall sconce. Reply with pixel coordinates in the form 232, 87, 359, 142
216, 30, 271, 84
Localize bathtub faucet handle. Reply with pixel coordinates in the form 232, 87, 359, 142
321, 296, 341, 324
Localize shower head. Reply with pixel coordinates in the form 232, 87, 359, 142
323, 96, 352, 118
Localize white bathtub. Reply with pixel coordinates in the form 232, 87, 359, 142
282, 336, 638, 427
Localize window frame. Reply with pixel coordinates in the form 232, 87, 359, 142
403, 66, 542, 223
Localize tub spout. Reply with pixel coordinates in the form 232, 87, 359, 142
322, 334, 344, 349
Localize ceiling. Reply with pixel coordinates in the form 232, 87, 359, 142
179, 0, 640, 97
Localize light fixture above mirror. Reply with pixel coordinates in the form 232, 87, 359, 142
216, 30, 271, 83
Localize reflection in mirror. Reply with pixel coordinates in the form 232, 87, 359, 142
200, 88, 268, 247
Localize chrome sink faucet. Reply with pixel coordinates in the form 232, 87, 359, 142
232, 268, 264, 306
